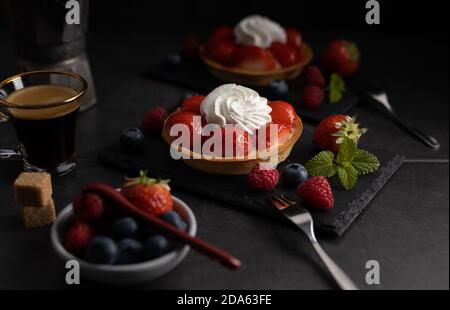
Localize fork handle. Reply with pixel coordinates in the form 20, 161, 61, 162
391, 117, 441, 150
349, 81, 440, 150
311, 242, 359, 290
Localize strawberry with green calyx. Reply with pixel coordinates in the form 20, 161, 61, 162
322, 40, 360, 77
122, 171, 173, 217
313, 114, 367, 155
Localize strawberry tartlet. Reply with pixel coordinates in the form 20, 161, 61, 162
162, 84, 303, 175
200, 15, 313, 86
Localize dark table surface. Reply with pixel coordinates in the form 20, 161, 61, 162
0, 28, 448, 290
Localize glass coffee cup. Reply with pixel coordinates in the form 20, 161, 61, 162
0, 71, 87, 176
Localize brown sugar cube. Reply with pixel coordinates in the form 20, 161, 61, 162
14, 172, 52, 206
21, 199, 56, 229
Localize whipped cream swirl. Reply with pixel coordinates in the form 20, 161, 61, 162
200, 84, 272, 135
234, 15, 287, 49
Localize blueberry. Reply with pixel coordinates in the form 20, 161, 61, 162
116, 239, 144, 265
85, 236, 118, 265
120, 128, 145, 152
165, 53, 183, 68
112, 217, 139, 240
281, 163, 308, 188
144, 234, 171, 259
267, 80, 289, 98
136, 220, 161, 240
160, 211, 188, 231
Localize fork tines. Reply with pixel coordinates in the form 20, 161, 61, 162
272, 195, 296, 211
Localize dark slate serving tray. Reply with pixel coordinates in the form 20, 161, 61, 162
143, 60, 359, 123
98, 128, 404, 236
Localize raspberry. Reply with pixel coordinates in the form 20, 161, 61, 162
247, 163, 280, 191
302, 86, 325, 109
141, 107, 168, 134
297, 176, 334, 210
305, 65, 326, 88
64, 221, 95, 253
73, 193, 104, 222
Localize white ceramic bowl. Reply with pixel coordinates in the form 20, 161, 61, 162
51, 196, 197, 286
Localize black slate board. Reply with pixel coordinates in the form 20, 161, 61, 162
143, 60, 359, 123
98, 128, 404, 236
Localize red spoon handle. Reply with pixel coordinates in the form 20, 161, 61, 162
83, 183, 241, 270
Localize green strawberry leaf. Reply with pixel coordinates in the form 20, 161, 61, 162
329, 73, 346, 104
352, 149, 380, 175
336, 137, 357, 165
337, 165, 359, 190
305, 151, 337, 177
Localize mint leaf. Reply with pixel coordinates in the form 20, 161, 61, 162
337, 165, 359, 190
305, 151, 337, 177
352, 149, 380, 175
329, 73, 346, 103
336, 137, 357, 165
305, 138, 380, 191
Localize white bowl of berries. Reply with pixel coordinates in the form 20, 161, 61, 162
51, 175, 197, 286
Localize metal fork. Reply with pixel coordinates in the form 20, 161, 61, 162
272, 195, 359, 290
350, 82, 440, 150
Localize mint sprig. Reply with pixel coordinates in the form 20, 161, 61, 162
329, 73, 346, 104
305, 138, 380, 190
305, 151, 337, 177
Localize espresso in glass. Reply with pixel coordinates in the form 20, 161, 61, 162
8, 85, 80, 171
0, 71, 87, 176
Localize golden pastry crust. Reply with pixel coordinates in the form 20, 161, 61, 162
162, 115, 303, 175
200, 44, 313, 86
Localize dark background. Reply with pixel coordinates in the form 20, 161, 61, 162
1, 0, 449, 33
0, 0, 448, 290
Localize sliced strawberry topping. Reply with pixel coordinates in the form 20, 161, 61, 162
165, 111, 205, 148
180, 95, 205, 115
269, 42, 301, 67
231, 46, 278, 71
204, 39, 237, 66
209, 26, 235, 43
269, 101, 297, 127
202, 126, 252, 158
286, 28, 303, 48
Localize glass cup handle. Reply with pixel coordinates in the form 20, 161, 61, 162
0, 111, 9, 122
0, 112, 22, 160
0, 149, 21, 159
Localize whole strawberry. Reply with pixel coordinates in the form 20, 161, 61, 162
297, 176, 334, 210
302, 86, 325, 109
313, 115, 367, 154
305, 65, 326, 88
247, 163, 279, 191
122, 171, 173, 216
322, 40, 360, 77
141, 107, 168, 134
73, 193, 104, 222
65, 221, 95, 253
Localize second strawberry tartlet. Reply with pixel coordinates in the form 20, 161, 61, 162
200, 15, 313, 86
